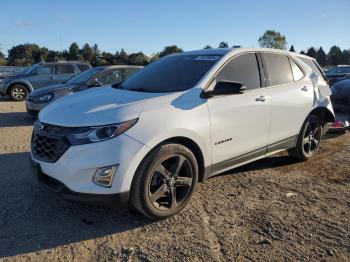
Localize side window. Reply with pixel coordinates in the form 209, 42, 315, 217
36, 65, 55, 75
216, 53, 261, 90
96, 70, 123, 85
289, 58, 304, 81
77, 64, 90, 72
125, 68, 141, 79
263, 53, 293, 86
58, 64, 75, 74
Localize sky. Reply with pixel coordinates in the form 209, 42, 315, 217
0, 0, 349, 56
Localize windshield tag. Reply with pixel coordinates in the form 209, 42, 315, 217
195, 56, 220, 61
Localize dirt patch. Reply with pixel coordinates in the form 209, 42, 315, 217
0, 97, 349, 261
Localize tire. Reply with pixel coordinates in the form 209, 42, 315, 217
9, 84, 28, 101
130, 143, 198, 220
289, 115, 322, 161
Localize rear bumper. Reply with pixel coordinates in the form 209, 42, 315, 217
29, 157, 129, 207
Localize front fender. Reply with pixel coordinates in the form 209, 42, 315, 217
4, 79, 33, 93
120, 129, 212, 192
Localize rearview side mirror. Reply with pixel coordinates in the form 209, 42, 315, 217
88, 78, 103, 87
205, 80, 246, 97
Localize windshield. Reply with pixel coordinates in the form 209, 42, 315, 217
20, 64, 38, 74
66, 67, 103, 84
117, 54, 222, 93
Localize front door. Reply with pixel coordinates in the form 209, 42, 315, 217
207, 52, 271, 174
29, 64, 56, 89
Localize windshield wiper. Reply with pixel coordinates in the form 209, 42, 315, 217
129, 87, 146, 92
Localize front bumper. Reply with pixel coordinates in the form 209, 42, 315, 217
25, 99, 49, 114
30, 158, 129, 206
31, 133, 149, 195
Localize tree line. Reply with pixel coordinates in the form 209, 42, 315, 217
0, 43, 184, 67
0, 30, 349, 67
257, 30, 349, 67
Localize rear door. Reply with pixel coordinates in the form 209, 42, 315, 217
207, 52, 271, 173
261, 52, 313, 151
56, 63, 77, 83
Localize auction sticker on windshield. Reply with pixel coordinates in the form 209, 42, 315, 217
195, 56, 221, 61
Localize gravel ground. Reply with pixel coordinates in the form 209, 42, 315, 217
0, 97, 349, 261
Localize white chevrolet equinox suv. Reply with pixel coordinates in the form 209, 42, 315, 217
30, 48, 335, 219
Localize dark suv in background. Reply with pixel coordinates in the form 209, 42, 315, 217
325, 65, 350, 85
0, 61, 91, 100
25, 65, 143, 116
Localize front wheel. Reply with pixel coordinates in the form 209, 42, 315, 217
289, 115, 322, 161
9, 84, 28, 101
130, 143, 198, 220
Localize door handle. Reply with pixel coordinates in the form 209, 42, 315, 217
255, 95, 266, 102
51, 76, 56, 79
301, 86, 308, 92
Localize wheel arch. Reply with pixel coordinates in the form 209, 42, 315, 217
132, 135, 209, 185
161, 136, 207, 182
6, 81, 32, 95
309, 106, 335, 124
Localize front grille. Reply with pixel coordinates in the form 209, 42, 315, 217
31, 122, 72, 163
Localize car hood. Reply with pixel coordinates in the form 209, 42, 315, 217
39, 86, 180, 127
332, 79, 350, 96
326, 73, 349, 78
30, 83, 77, 97
3, 73, 32, 81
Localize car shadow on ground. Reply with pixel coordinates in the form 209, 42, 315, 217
0, 152, 152, 258
0, 112, 34, 127
213, 154, 299, 179
0, 151, 300, 258
0, 97, 16, 103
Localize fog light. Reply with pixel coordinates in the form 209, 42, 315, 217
93, 165, 118, 187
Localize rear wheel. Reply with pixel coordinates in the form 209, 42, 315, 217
130, 143, 198, 220
9, 84, 28, 101
289, 115, 322, 161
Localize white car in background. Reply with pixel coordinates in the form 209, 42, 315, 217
30, 48, 334, 219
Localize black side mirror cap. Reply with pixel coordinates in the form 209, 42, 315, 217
88, 78, 103, 87
205, 80, 246, 97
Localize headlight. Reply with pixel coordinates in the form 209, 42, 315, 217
31, 93, 53, 102
66, 118, 138, 145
